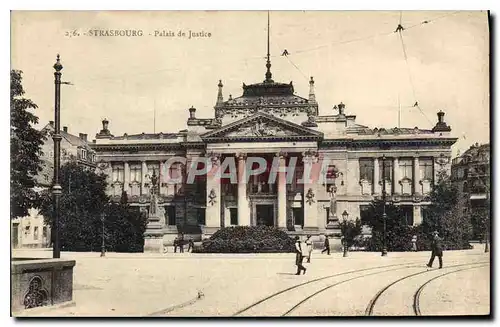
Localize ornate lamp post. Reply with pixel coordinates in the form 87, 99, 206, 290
52, 55, 63, 259
381, 155, 388, 257
342, 210, 349, 257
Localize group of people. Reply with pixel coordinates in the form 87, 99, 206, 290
163, 233, 195, 253
293, 234, 332, 275
293, 230, 444, 275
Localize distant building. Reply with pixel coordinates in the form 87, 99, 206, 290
11, 122, 97, 249
451, 143, 490, 239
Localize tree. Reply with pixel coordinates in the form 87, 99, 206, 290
10, 70, 46, 219
422, 172, 472, 250
39, 162, 109, 251
39, 163, 148, 252
339, 218, 362, 256
362, 199, 416, 251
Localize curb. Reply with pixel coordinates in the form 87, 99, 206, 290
13, 301, 76, 317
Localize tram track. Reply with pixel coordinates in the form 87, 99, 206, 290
364, 261, 489, 316
233, 260, 424, 316
412, 264, 488, 316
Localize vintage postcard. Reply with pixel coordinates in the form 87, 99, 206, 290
10, 10, 490, 317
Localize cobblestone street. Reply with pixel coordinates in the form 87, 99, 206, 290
12, 245, 490, 317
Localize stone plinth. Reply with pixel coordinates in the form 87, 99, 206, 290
144, 235, 163, 253
11, 258, 76, 314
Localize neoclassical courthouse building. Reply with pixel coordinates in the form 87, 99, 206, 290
91, 54, 456, 248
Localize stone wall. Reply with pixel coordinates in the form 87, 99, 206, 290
11, 258, 75, 314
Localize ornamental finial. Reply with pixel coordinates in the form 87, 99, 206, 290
53, 54, 63, 72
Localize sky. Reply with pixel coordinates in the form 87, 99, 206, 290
11, 10, 489, 156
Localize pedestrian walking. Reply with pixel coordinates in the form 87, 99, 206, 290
294, 236, 307, 275
305, 235, 313, 263
412, 235, 418, 252
173, 237, 179, 253
179, 233, 185, 253
321, 234, 331, 255
427, 231, 443, 269
187, 239, 194, 252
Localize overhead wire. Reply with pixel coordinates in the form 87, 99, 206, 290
396, 12, 434, 126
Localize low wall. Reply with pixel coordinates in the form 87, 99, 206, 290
11, 258, 76, 314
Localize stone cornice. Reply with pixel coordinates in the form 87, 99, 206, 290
321, 137, 458, 148
91, 143, 185, 152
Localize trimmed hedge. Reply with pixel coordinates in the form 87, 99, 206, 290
194, 226, 295, 253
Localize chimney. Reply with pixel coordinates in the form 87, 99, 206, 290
63, 126, 68, 133
189, 106, 196, 119
49, 121, 54, 127
83, 134, 88, 142
79, 133, 84, 140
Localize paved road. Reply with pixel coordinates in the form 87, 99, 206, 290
12, 246, 490, 317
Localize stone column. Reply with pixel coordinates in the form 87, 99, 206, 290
413, 156, 420, 195
141, 161, 148, 195
237, 154, 250, 226
373, 157, 380, 194
124, 161, 130, 195
205, 154, 221, 233
302, 152, 318, 231
277, 152, 287, 229
393, 157, 400, 194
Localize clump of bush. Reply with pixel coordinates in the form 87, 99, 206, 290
194, 226, 295, 253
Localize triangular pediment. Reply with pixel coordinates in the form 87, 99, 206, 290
201, 112, 323, 142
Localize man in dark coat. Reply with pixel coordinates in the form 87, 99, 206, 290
179, 233, 185, 253
427, 231, 443, 269
294, 236, 307, 275
321, 234, 331, 255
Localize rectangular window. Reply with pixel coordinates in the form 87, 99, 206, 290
419, 158, 434, 180
197, 208, 206, 226
230, 208, 238, 225
379, 158, 393, 181
166, 206, 176, 226
360, 205, 371, 225
400, 206, 414, 226
33, 226, 39, 240
43, 226, 48, 238
325, 207, 330, 223
130, 165, 141, 182
399, 159, 413, 179
359, 159, 374, 183
112, 164, 124, 182
292, 208, 304, 227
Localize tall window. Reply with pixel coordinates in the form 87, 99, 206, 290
33, 226, 39, 240
359, 205, 371, 225
379, 158, 393, 181
166, 206, 176, 226
399, 159, 413, 180
292, 208, 304, 227
197, 208, 206, 226
130, 164, 141, 182
419, 158, 433, 180
230, 208, 238, 225
400, 206, 414, 226
359, 159, 374, 183
112, 164, 124, 183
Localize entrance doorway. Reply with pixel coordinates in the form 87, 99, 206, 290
256, 205, 274, 226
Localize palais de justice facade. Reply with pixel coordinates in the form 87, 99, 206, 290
91, 61, 457, 250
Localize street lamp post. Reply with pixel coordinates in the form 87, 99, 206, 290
381, 155, 388, 257
342, 210, 349, 257
52, 54, 63, 259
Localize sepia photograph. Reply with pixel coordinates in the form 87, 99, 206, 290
10, 9, 490, 317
